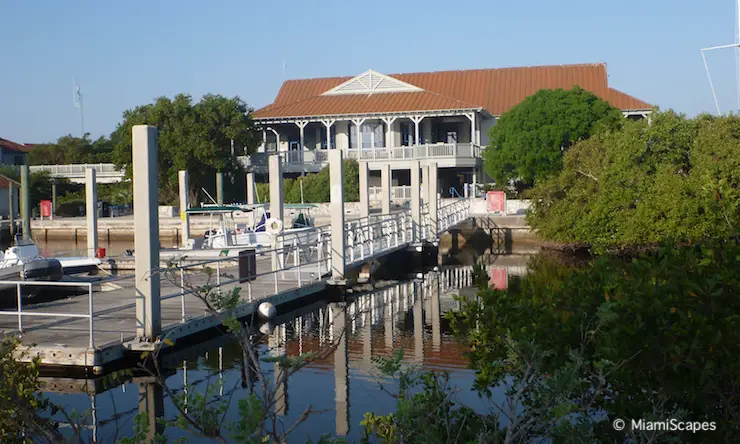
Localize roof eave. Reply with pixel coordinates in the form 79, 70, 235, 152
254, 107, 488, 123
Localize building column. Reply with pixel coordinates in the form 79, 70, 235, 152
85, 168, 98, 257
465, 113, 475, 145
178, 171, 190, 247
380, 164, 391, 215
410, 116, 424, 145
267, 127, 280, 152
246, 171, 255, 205
428, 162, 439, 238
51, 181, 57, 220
410, 161, 421, 241
381, 116, 397, 149
296, 120, 309, 151
351, 118, 365, 150
260, 129, 267, 152
329, 150, 346, 280
359, 161, 370, 219
133, 125, 161, 340
322, 119, 336, 149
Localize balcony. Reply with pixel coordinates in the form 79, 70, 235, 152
243, 142, 482, 173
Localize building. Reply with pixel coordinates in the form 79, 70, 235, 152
249, 63, 652, 195
0, 137, 30, 218
0, 137, 30, 166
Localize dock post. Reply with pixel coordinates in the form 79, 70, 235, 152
359, 161, 369, 219
20, 164, 30, 240
246, 171, 255, 205
427, 162, 438, 239
380, 163, 391, 215
216, 171, 224, 206
329, 150, 345, 281
413, 282, 424, 363
8, 185, 15, 239
178, 171, 190, 248
51, 181, 56, 220
268, 155, 284, 271
85, 168, 98, 257
138, 382, 164, 440
410, 161, 421, 241
133, 125, 161, 340
331, 302, 349, 436
430, 275, 441, 351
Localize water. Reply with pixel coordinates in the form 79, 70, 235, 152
36, 240, 177, 258
39, 257, 531, 442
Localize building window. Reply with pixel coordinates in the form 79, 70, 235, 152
320, 127, 336, 149
14, 155, 24, 165
350, 121, 385, 148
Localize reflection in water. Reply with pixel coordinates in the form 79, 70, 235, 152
42, 258, 530, 441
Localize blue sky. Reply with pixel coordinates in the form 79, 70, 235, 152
1, 0, 738, 143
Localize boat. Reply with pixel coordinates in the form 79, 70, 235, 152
0, 239, 64, 295
161, 203, 322, 261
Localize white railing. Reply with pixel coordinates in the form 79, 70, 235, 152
246, 143, 481, 169
346, 143, 479, 161
344, 211, 413, 267
437, 198, 471, 234
30, 163, 123, 176
368, 186, 416, 201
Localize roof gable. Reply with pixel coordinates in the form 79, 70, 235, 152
322, 70, 423, 96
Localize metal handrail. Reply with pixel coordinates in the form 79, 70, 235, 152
0, 280, 95, 349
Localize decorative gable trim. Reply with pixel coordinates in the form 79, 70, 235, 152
322, 69, 423, 96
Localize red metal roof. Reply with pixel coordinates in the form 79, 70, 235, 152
0, 137, 31, 153
253, 63, 652, 119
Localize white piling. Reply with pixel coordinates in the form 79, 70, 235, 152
85, 168, 98, 257
178, 170, 190, 248
133, 125, 161, 340
329, 150, 346, 280
428, 162, 439, 238
246, 171, 255, 205
410, 161, 421, 241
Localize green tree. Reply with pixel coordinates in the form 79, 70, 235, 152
527, 111, 738, 250
253, 159, 360, 204
483, 87, 624, 187
110, 94, 260, 205
28, 134, 114, 165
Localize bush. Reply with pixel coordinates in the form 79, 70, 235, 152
253, 159, 359, 204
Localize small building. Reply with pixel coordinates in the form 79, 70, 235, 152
250, 63, 652, 195
0, 137, 30, 166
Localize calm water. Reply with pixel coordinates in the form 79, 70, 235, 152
40, 254, 530, 442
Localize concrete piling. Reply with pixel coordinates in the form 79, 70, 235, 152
329, 150, 346, 281
216, 171, 224, 206
410, 161, 421, 241
85, 168, 98, 257
246, 171, 255, 205
428, 162, 439, 238
133, 125, 162, 341
178, 170, 190, 248
20, 164, 30, 240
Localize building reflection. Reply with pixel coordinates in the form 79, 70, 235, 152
41, 261, 530, 441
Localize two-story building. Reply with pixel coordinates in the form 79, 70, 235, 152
249, 63, 652, 196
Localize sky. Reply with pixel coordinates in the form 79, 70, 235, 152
1, 0, 739, 143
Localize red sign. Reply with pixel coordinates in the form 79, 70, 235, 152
40, 200, 52, 217
487, 191, 506, 213
489, 266, 508, 290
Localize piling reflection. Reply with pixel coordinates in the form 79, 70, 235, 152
40, 257, 531, 441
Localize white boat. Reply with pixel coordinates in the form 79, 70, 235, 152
0, 238, 101, 277
0, 239, 64, 294
191, 203, 320, 249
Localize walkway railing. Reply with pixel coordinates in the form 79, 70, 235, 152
30, 163, 123, 176
437, 198, 471, 234
344, 212, 413, 267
